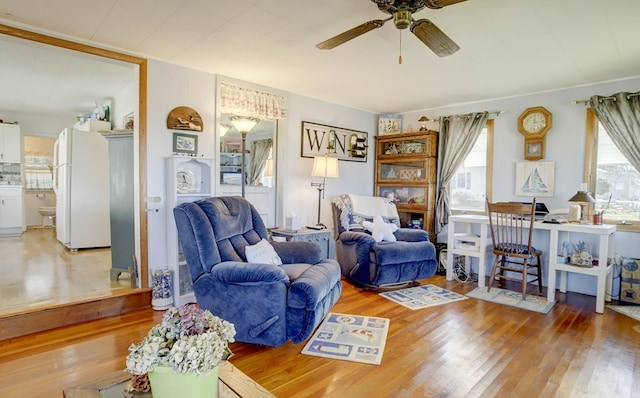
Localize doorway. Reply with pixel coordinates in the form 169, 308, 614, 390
0, 23, 149, 320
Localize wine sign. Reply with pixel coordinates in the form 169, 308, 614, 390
300, 121, 368, 162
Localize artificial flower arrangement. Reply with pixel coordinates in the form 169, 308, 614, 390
126, 304, 236, 378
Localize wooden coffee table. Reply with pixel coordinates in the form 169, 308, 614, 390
64, 361, 274, 398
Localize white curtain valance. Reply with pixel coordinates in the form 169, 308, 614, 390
220, 83, 287, 120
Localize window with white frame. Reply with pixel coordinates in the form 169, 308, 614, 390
586, 109, 640, 225
450, 120, 493, 213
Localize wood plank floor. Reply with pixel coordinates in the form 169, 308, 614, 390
1, 275, 639, 397
0, 227, 130, 316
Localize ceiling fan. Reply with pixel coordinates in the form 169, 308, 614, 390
316, 0, 467, 58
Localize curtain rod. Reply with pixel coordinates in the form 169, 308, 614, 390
571, 92, 640, 106
428, 109, 505, 122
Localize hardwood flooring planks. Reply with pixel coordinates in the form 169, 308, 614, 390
1, 275, 639, 397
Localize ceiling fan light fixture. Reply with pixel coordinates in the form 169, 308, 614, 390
393, 10, 412, 29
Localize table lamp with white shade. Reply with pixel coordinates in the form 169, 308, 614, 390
310, 154, 340, 228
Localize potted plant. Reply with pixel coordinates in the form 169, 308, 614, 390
126, 304, 236, 398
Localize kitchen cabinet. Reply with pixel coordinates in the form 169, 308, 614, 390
0, 123, 21, 164
374, 131, 438, 241
0, 186, 24, 235
166, 156, 213, 306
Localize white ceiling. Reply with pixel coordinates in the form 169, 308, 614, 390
1, 0, 639, 121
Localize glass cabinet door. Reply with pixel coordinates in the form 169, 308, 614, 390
377, 135, 436, 157
378, 160, 426, 182
376, 186, 428, 205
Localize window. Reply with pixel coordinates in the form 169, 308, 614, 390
585, 109, 640, 227
450, 119, 494, 213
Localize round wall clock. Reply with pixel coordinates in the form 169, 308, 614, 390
176, 169, 195, 194
517, 106, 552, 138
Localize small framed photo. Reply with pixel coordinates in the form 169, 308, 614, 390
524, 139, 544, 161
378, 114, 402, 136
173, 132, 198, 155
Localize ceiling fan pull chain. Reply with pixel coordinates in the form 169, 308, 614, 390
398, 30, 403, 64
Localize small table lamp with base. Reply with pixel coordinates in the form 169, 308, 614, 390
568, 189, 596, 224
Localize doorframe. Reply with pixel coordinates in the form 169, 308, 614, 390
0, 23, 149, 288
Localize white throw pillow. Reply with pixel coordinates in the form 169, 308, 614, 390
362, 214, 398, 242
245, 239, 283, 265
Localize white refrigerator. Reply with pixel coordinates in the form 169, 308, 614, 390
53, 128, 111, 250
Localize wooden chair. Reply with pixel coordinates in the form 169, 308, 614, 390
486, 200, 543, 300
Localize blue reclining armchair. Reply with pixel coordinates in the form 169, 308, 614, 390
173, 196, 342, 346
331, 194, 437, 288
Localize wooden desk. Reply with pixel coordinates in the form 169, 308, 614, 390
446, 215, 616, 313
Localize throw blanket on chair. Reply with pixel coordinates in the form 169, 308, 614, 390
332, 194, 400, 231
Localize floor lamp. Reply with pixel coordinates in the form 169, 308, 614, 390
310, 154, 339, 228
228, 116, 259, 198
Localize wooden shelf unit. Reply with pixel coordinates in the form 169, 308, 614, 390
374, 131, 438, 241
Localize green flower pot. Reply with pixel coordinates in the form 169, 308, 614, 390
147, 365, 219, 398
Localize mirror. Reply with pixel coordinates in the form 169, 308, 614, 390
0, 24, 148, 319
218, 113, 277, 227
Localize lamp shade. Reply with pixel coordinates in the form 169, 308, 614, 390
219, 124, 231, 136
568, 191, 596, 203
228, 115, 259, 133
311, 156, 339, 179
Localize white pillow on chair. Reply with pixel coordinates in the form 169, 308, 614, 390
362, 214, 398, 242
245, 239, 283, 265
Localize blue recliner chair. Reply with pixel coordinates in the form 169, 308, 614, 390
173, 196, 342, 347
331, 194, 437, 288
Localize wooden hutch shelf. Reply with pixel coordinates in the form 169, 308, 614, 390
374, 131, 438, 241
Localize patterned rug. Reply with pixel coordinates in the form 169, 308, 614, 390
379, 284, 468, 310
301, 313, 389, 365
466, 287, 556, 314
608, 305, 640, 321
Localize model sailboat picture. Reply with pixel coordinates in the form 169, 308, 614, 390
515, 161, 555, 197
521, 167, 548, 193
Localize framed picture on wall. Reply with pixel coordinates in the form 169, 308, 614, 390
301, 121, 368, 162
515, 161, 554, 197
524, 139, 545, 161
173, 132, 198, 155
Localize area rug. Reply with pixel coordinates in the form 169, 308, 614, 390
608, 305, 640, 321
301, 313, 389, 365
379, 284, 468, 310
466, 287, 556, 314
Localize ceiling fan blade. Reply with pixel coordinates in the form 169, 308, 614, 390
316, 18, 391, 50
410, 19, 460, 57
424, 0, 468, 9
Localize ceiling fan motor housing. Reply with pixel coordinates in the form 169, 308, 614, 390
393, 10, 412, 29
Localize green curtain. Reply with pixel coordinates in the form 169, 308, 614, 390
435, 111, 489, 234
249, 138, 273, 185
590, 92, 640, 173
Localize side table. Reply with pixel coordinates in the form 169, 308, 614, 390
270, 227, 335, 260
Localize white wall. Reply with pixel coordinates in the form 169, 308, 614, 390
144, 60, 377, 271
281, 94, 377, 228
403, 77, 640, 296
146, 60, 217, 270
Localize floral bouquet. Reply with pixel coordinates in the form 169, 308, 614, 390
126, 304, 236, 377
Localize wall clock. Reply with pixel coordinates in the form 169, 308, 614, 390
517, 106, 552, 138
176, 169, 195, 194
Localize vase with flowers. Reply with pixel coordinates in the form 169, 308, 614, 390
126, 304, 236, 398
